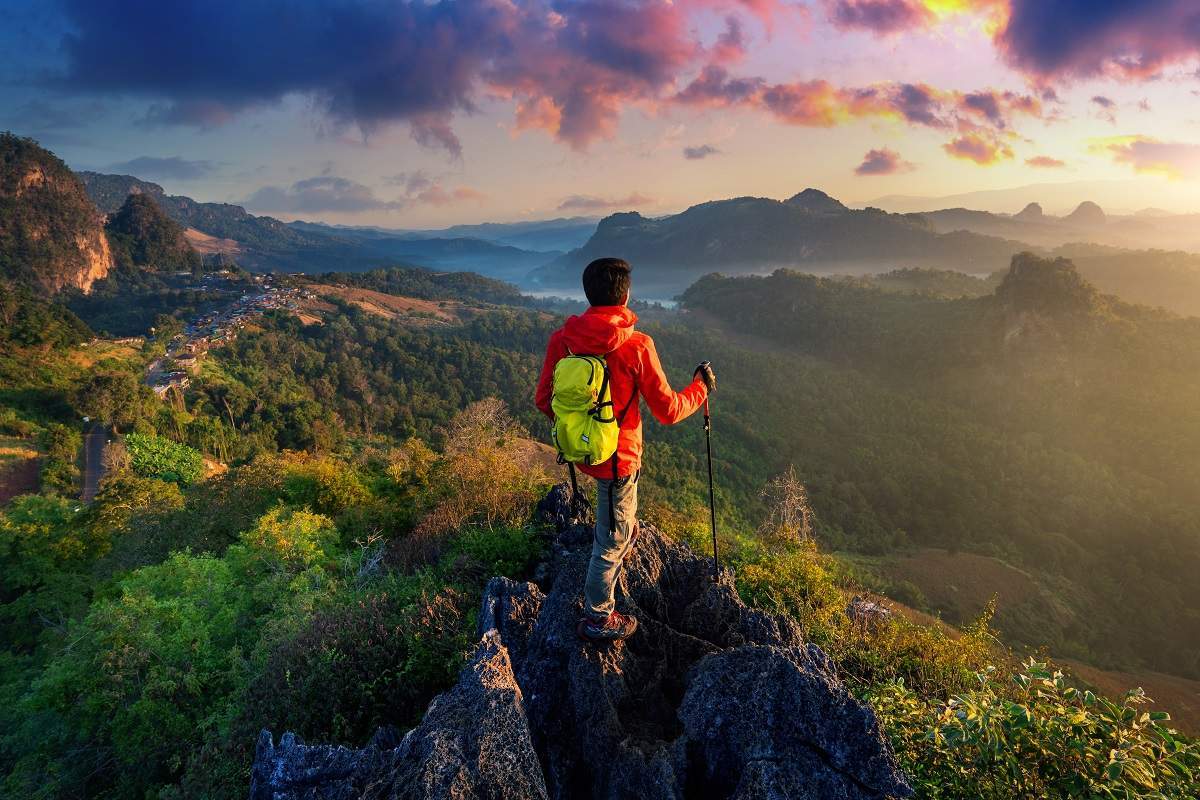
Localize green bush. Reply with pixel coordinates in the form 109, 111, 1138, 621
37, 423, 81, 495
125, 432, 204, 485
867, 660, 1200, 799
449, 525, 543, 578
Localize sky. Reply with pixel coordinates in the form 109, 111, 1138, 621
3, 0, 1200, 227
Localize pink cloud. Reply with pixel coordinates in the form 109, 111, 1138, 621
825, 0, 934, 35
1025, 155, 1066, 168
855, 147, 915, 175
558, 192, 653, 211
1095, 136, 1200, 179
943, 133, 1013, 165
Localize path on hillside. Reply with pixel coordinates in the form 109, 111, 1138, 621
80, 423, 107, 503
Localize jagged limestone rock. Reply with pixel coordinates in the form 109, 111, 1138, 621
250, 632, 547, 800
251, 486, 912, 799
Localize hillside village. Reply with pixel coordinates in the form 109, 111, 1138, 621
146, 272, 314, 398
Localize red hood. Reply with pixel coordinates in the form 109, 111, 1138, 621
561, 305, 638, 355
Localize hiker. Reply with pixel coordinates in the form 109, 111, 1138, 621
535, 257, 716, 642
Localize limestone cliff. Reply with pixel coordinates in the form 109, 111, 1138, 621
0, 133, 112, 294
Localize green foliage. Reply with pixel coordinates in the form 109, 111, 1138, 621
105, 192, 200, 272
314, 266, 528, 305
0, 281, 91, 348
36, 424, 80, 495
675, 261, 1200, 678
449, 525, 543, 578
71, 369, 151, 429
282, 456, 371, 516
125, 432, 204, 485
868, 661, 1200, 799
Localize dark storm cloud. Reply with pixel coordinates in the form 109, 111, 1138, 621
42, 0, 779, 154
997, 0, 1200, 80
106, 155, 219, 181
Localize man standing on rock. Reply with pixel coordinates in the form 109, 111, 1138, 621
536, 257, 716, 642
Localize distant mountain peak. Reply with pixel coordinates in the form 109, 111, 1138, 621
1065, 201, 1106, 226
1014, 202, 1043, 221
785, 188, 847, 214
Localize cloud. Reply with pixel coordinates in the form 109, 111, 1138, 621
1091, 94, 1117, 123
106, 155, 218, 181
416, 185, 487, 206
675, 70, 1042, 167
384, 171, 436, 193
711, 16, 749, 63
825, 0, 934, 35
996, 0, 1200, 81
1093, 135, 1200, 179
558, 192, 653, 211
8, 99, 106, 131
674, 65, 765, 107
854, 147, 914, 175
244, 176, 403, 213
942, 133, 1013, 165
42, 0, 794, 155
1025, 155, 1066, 168
683, 144, 721, 160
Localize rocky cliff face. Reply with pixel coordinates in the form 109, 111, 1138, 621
0, 134, 112, 294
250, 487, 912, 800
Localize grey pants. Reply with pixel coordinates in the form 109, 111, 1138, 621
584, 472, 639, 617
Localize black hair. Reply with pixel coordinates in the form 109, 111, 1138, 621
581, 257, 631, 306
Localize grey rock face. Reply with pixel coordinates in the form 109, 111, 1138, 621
252, 485, 912, 799
250, 633, 547, 800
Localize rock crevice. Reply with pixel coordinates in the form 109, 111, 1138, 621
251, 488, 912, 799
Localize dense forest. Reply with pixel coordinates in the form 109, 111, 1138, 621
1, 258, 1198, 798
678, 256, 1200, 678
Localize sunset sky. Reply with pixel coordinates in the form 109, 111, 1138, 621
3, 0, 1200, 226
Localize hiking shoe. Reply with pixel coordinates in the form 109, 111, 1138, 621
577, 610, 638, 642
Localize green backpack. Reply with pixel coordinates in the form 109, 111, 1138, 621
551, 353, 619, 466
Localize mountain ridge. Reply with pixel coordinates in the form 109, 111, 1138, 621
532, 189, 1032, 292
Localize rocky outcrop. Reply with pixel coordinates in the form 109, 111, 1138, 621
0, 133, 112, 294
251, 488, 912, 799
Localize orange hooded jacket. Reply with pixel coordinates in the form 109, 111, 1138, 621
535, 305, 708, 479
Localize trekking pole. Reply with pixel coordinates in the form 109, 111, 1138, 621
703, 397, 719, 581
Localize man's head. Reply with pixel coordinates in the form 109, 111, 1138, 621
582, 257, 631, 306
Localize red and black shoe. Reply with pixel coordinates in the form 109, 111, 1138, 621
577, 610, 638, 642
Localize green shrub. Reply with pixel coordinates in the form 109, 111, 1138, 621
243, 580, 469, 746
449, 525, 543, 579
37, 423, 81, 495
867, 660, 1200, 799
125, 432, 204, 485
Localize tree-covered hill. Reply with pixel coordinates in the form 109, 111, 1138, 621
105, 192, 201, 273
0, 133, 112, 295
677, 254, 1200, 678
